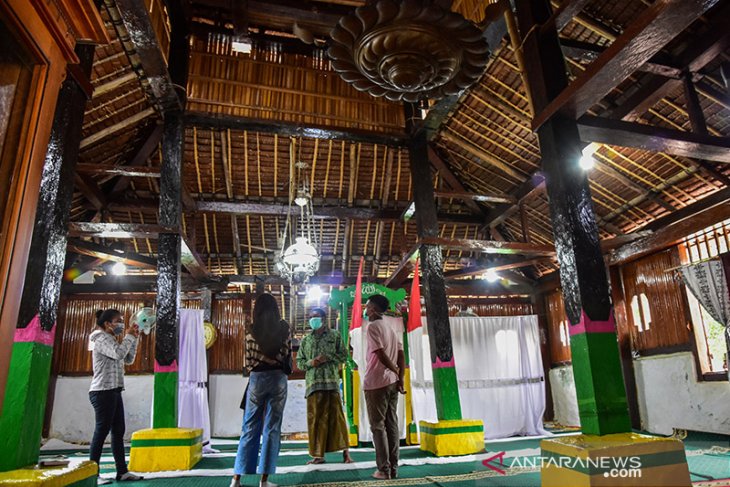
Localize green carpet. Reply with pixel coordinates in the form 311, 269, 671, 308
40, 432, 729, 486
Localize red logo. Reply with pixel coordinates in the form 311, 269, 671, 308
482, 451, 507, 475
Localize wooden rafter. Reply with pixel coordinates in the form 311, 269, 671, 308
68, 222, 176, 238
577, 115, 730, 164
186, 112, 407, 146
419, 237, 555, 257
532, 0, 721, 129
66, 239, 157, 269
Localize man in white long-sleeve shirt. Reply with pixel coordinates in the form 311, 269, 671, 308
88, 308, 143, 484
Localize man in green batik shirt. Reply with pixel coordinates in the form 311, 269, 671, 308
297, 307, 353, 464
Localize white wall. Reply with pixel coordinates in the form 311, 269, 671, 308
548, 353, 730, 435
49, 375, 309, 443
633, 352, 730, 435
548, 365, 580, 427
49, 376, 154, 443
208, 375, 307, 437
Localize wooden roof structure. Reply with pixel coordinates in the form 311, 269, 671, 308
64, 0, 730, 299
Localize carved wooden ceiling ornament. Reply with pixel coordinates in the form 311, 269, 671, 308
328, 0, 490, 102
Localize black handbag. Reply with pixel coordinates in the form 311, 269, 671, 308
281, 348, 293, 375
239, 382, 249, 410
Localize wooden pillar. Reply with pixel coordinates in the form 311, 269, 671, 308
0, 44, 95, 472
515, 0, 630, 435
152, 0, 188, 428
405, 103, 462, 421
153, 112, 183, 428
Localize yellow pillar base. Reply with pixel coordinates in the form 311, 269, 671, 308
541, 433, 691, 487
0, 460, 97, 486
128, 427, 203, 472
419, 419, 484, 456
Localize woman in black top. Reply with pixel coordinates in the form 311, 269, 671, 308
231, 294, 291, 487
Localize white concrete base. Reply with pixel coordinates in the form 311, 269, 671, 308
549, 365, 580, 427
49, 375, 309, 442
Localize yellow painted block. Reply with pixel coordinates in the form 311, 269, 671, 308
128, 428, 202, 472
540, 433, 691, 487
0, 460, 97, 486
419, 419, 484, 456
348, 433, 359, 447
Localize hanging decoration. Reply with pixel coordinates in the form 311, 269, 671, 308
327, 0, 489, 102
275, 140, 321, 284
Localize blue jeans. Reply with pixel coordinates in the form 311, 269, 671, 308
234, 370, 288, 475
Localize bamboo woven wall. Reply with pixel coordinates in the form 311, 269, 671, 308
620, 248, 691, 352
53, 296, 200, 375
207, 296, 250, 373
186, 34, 404, 133
543, 289, 572, 365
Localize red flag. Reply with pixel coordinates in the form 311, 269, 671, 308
350, 257, 365, 332
407, 259, 422, 332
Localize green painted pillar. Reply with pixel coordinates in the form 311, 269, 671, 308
153, 361, 178, 428
0, 317, 54, 470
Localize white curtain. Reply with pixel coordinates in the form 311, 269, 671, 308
350, 315, 407, 442
409, 315, 548, 439
178, 309, 212, 446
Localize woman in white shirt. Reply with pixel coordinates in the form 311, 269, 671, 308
88, 308, 143, 484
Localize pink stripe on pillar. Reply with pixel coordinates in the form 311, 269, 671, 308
14, 315, 56, 346
432, 357, 455, 368
154, 360, 178, 373
569, 310, 616, 336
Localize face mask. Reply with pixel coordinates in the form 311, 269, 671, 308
111, 323, 124, 335
363, 310, 369, 321
309, 317, 323, 330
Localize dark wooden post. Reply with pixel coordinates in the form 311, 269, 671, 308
515, 0, 631, 435
153, 112, 184, 428
152, 0, 189, 428
405, 103, 462, 421
0, 44, 95, 471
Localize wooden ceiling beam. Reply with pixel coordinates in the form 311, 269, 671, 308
553, 0, 595, 31
104, 0, 182, 112
532, 0, 721, 129
442, 256, 549, 280
559, 38, 683, 79
428, 146, 485, 216
433, 190, 516, 205
66, 239, 157, 269
577, 115, 730, 164
484, 172, 546, 227
68, 222, 177, 239
181, 234, 220, 283
76, 164, 161, 178
383, 244, 419, 288
419, 237, 555, 257
195, 200, 484, 225
79, 108, 156, 149
185, 112, 407, 146
608, 186, 730, 265
75, 174, 109, 210
109, 121, 164, 196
